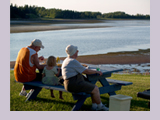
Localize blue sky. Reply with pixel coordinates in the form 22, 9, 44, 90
10, 0, 150, 15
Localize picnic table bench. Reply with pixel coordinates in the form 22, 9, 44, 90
137, 89, 150, 108
137, 89, 150, 100
16, 65, 133, 111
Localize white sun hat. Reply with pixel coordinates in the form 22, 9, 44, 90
31, 39, 44, 49
65, 45, 78, 56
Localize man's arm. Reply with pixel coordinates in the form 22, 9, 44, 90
83, 69, 102, 76
33, 54, 46, 69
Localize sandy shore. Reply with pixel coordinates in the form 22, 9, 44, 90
69, 50, 150, 65
10, 49, 150, 69
10, 25, 110, 33
10, 19, 110, 33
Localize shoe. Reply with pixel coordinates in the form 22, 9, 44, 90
19, 90, 27, 96
26, 90, 33, 98
96, 104, 109, 111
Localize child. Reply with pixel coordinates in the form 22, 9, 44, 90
42, 56, 63, 100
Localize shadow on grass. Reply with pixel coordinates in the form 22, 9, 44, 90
130, 99, 150, 109
29, 97, 76, 110
27, 97, 94, 111
23, 95, 150, 111
26, 97, 94, 111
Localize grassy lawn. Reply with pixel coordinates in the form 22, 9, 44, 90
10, 70, 150, 111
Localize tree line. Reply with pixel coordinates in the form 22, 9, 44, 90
10, 4, 150, 19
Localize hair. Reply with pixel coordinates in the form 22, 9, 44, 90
47, 56, 56, 67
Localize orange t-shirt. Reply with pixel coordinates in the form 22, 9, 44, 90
14, 47, 37, 82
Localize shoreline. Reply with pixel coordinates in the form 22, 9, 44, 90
10, 49, 150, 69
10, 19, 110, 33
10, 25, 111, 33
75, 49, 150, 64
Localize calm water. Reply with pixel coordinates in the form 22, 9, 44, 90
10, 20, 150, 61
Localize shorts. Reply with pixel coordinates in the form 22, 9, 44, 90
64, 73, 95, 94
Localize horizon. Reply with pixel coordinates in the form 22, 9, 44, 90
10, 4, 149, 16
10, 0, 150, 15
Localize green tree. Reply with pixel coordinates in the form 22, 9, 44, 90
10, 5, 150, 20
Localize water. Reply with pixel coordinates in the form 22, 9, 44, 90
10, 20, 150, 61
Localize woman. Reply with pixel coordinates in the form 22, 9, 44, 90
62, 45, 108, 111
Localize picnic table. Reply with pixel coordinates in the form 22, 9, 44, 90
17, 64, 133, 111
72, 65, 132, 110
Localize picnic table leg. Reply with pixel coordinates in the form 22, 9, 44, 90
25, 87, 42, 102
71, 95, 87, 111
99, 78, 117, 96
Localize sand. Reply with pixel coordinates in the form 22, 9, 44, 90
10, 19, 110, 33
10, 49, 150, 68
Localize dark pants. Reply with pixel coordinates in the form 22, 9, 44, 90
32, 73, 42, 82
24, 69, 43, 90
32, 69, 43, 81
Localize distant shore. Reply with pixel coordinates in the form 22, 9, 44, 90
10, 25, 110, 33
10, 19, 110, 33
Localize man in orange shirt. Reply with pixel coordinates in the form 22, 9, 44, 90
14, 39, 46, 96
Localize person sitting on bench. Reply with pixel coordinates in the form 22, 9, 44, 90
42, 56, 63, 100
14, 39, 46, 97
62, 45, 109, 111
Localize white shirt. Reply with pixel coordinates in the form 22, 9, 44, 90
62, 57, 86, 79
27, 47, 37, 67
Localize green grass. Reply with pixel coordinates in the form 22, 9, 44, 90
10, 70, 150, 111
